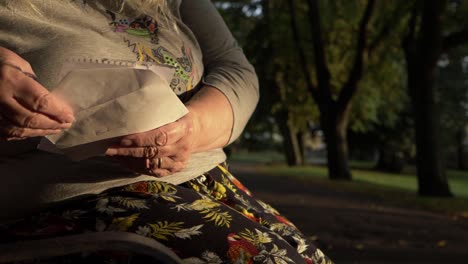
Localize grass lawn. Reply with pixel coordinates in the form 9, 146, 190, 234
230, 151, 468, 215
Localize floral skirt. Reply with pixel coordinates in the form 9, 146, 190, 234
0, 163, 333, 264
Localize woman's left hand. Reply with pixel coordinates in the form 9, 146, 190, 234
105, 113, 196, 178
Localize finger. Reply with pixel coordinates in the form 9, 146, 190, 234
0, 61, 37, 81
121, 119, 192, 147
155, 156, 185, 173
0, 136, 26, 142
147, 157, 182, 176
106, 137, 192, 159
0, 98, 72, 129
0, 120, 62, 139
155, 135, 192, 162
14, 78, 74, 123
148, 169, 171, 178
106, 145, 174, 158
115, 157, 172, 178
114, 156, 147, 174
0, 48, 34, 73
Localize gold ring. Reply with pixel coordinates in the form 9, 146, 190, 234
143, 146, 158, 158
157, 157, 162, 169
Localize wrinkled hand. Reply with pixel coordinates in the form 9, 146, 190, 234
106, 113, 196, 178
0, 47, 74, 141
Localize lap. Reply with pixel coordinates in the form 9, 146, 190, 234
0, 164, 333, 264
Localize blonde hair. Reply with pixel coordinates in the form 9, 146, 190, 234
121, 0, 169, 15
6, 0, 174, 27
119, 0, 174, 29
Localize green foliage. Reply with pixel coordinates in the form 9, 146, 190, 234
317, 0, 411, 132
215, 0, 467, 169
216, 0, 411, 139
319, 1, 365, 95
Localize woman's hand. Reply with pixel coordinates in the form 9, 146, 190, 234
106, 86, 233, 178
105, 112, 197, 178
0, 47, 74, 141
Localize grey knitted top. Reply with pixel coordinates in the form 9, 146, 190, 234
0, 0, 259, 221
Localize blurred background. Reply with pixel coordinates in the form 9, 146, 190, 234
213, 0, 468, 263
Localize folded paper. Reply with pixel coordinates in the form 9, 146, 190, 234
39, 62, 188, 160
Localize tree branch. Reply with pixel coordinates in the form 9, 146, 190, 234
402, 6, 419, 51
337, 0, 376, 112
287, 0, 319, 102
307, 0, 332, 104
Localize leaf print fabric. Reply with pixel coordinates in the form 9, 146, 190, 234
109, 213, 140, 232
0, 163, 333, 264
175, 197, 233, 228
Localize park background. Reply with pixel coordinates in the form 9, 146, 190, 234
214, 0, 468, 263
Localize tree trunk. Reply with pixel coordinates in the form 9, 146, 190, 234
408, 66, 451, 196
321, 105, 352, 180
297, 131, 306, 165
276, 112, 303, 166
403, 0, 452, 197
457, 129, 467, 170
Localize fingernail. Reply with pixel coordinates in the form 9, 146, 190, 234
106, 148, 117, 156
59, 123, 72, 129
121, 139, 133, 146
62, 113, 75, 123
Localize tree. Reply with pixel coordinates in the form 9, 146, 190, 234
287, 0, 377, 180
260, 0, 319, 166
403, 0, 468, 196
233, 0, 408, 173
225, 0, 320, 166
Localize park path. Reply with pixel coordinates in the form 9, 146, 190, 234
229, 162, 468, 264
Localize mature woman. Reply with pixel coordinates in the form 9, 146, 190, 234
0, 0, 332, 263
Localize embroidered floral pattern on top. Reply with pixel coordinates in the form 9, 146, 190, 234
106, 11, 198, 94
107, 11, 159, 44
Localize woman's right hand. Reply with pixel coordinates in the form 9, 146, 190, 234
0, 47, 74, 141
